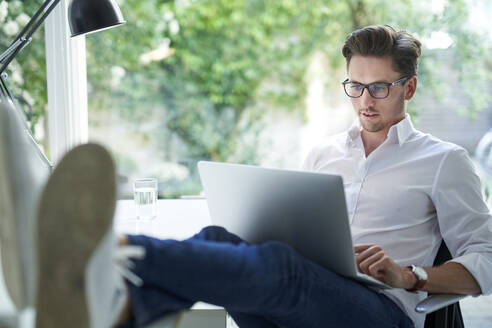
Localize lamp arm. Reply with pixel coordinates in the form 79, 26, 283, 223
0, 0, 51, 62
0, 73, 15, 100
0, 0, 62, 74
15, 0, 56, 42
0, 38, 25, 63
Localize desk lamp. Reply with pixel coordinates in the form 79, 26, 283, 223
0, 0, 125, 167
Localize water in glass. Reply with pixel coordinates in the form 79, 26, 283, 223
134, 183, 157, 220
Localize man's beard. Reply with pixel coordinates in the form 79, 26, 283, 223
360, 115, 385, 132
358, 95, 405, 133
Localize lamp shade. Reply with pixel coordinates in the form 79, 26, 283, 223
68, 0, 126, 37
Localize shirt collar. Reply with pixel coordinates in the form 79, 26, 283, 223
346, 113, 416, 147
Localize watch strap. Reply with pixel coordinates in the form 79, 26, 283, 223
406, 265, 427, 292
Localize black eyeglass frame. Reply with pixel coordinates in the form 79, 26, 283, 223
342, 76, 410, 99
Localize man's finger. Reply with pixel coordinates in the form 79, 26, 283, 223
358, 251, 384, 274
354, 244, 376, 253
355, 245, 382, 264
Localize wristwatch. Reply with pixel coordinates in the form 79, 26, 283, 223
406, 265, 428, 292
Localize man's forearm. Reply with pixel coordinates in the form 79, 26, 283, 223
355, 244, 484, 294
420, 262, 482, 295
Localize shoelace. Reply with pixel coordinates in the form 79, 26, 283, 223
114, 245, 146, 287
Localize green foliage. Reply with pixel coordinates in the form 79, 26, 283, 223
0, 0, 47, 129
87, 0, 348, 164
90, 0, 491, 163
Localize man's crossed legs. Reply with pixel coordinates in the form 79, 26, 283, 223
8, 143, 414, 327
124, 226, 413, 328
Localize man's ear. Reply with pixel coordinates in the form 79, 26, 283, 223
405, 76, 417, 100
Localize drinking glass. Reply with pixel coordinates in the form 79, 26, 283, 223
133, 178, 158, 220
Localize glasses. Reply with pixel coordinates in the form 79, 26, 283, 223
342, 77, 410, 99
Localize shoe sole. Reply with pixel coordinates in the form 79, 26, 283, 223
35, 143, 116, 328
0, 111, 26, 309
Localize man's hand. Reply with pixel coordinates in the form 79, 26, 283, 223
354, 244, 415, 289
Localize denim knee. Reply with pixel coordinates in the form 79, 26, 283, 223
194, 225, 245, 244
199, 225, 229, 236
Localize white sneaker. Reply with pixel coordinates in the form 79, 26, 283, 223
35, 143, 145, 328
0, 100, 51, 310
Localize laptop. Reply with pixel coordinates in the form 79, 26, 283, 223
197, 161, 390, 289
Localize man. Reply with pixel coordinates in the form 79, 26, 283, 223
302, 24, 490, 325
1, 25, 491, 328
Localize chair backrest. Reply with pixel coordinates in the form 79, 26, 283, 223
424, 241, 465, 328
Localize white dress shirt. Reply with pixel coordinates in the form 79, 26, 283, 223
302, 115, 492, 328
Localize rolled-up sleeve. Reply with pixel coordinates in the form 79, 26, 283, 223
432, 147, 492, 295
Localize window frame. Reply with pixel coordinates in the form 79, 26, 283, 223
44, 0, 88, 164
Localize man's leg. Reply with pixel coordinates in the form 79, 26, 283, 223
35, 143, 125, 328
125, 233, 414, 328
35, 143, 171, 328
186, 225, 245, 244
184, 226, 277, 327
130, 226, 279, 328
189, 226, 280, 327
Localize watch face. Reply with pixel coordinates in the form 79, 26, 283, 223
413, 266, 428, 281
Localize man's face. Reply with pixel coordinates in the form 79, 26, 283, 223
347, 55, 414, 134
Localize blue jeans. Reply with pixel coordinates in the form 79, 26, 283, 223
125, 226, 413, 328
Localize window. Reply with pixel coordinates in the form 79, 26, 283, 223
84, 0, 491, 199
4, 0, 490, 199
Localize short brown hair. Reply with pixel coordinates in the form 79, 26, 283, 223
342, 25, 422, 77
